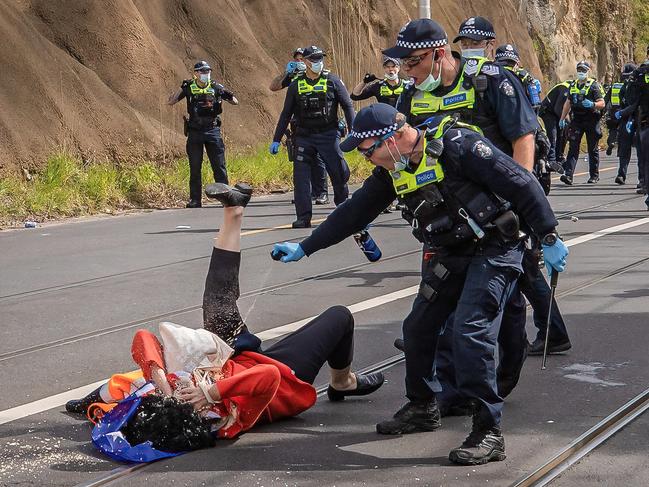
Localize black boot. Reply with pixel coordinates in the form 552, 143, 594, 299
448, 408, 506, 465
376, 399, 441, 435
205, 183, 252, 207
65, 387, 103, 414
527, 337, 572, 355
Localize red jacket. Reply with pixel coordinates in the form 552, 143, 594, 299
131, 330, 317, 438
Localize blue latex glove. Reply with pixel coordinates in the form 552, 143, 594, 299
286, 61, 298, 75
559, 119, 567, 129
272, 242, 305, 263
269, 141, 281, 155
581, 98, 594, 108
542, 239, 569, 277
614, 110, 622, 120
626, 120, 634, 133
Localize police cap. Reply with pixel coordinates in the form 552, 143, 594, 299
622, 63, 636, 74
576, 60, 591, 71
340, 103, 406, 152
382, 19, 448, 59
382, 55, 401, 66
193, 60, 212, 72
292, 47, 305, 59
453, 16, 496, 43
495, 44, 520, 64
303, 46, 326, 60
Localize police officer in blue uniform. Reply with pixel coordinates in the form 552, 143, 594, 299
495, 44, 543, 112
386, 18, 540, 402
540, 80, 572, 170
351, 56, 405, 107
169, 61, 238, 208
270, 47, 329, 205
559, 61, 606, 185
269, 46, 355, 228
604, 67, 629, 158
609, 63, 638, 184
271, 103, 568, 465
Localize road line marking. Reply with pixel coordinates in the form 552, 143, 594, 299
551, 165, 615, 182
240, 217, 326, 236
2, 216, 649, 426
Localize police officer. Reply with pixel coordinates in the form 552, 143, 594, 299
168, 61, 238, 208
387, 18, 539, 402
272, 103, 568, 465
269, 46, 355, 228
270, 47, 329, 205
539, 79, 572, 170
619, 49, 649, 206
351, 56, 405, 107
610, 63, 638, 185
495, 44, 543, 111
559, 61, 605, 185
604, 69, 627, 158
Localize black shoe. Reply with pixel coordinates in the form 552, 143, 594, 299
186, 199, 202, 208
314, 194, 329, 205
205, 183, 252, 207
527, 337, 572, 356
327, 372, 385, 402
393, 337, 404, 352
637, 182, 643, 189
291, 219, 311, 229
376, 400, 441, 435
606, 145, 614, 156
449, 426, 506, 465
615, 176, 625, 185
65, 387, 102, 414
560, 175, 573, 186
637, 188, 647, 195
587, 176, 599, 183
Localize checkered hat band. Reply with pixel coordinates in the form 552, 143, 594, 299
459, 27, 495, 38
350, 122, 399, 139
396, 38, 447, 49
495, 52, 518, 61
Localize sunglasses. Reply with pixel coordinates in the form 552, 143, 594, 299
400, 50, 433, 68
357, 131, 395, 158
306, 55, 324, 62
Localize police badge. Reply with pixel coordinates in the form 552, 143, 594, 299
471, 140, 493, 159
499, 80, 515, 97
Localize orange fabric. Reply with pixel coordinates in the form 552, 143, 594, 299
107, 370, 145, 401
131, 329, 165, 379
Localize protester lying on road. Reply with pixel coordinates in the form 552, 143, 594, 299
66, 183, 384, 453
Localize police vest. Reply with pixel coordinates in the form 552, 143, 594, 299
378, 80, 404, 106
393, 116, 509, 248
570, 78, 600, 119
570, 78, 595, 101
296, 73, 335, 129
186, 80, 222, 128
610, 82, 623, 106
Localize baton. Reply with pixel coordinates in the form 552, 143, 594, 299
541, 270, 559, 370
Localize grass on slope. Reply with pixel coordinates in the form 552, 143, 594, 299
0, 148, 372, 227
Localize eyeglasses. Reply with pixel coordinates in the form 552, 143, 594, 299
357, 131, 394, 158
306, 55, 324, 62
400, 50, 433, 68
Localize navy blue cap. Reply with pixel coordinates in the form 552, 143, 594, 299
292, 47, 305, 58
303, 46, 325, 59
382, 55, 401, 66
576, 60, 591, 71
340, 103, 405, 152
453, 16, 496, 43
193, 60, 211, 71
495, 44, 520, 63
382, 19, 448, 59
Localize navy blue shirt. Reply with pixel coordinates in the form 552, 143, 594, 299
396, 53, 539, 156
272, 72, 355, 142
350, 79, 405, 106
300, 127, 557, 256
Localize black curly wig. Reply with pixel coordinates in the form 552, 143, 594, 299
122, 395, 216, 452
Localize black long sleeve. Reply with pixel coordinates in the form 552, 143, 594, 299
300, 168, 396, 256
332, 76, 355, 128
272, 82, 298, 142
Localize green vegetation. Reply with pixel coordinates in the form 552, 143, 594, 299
631, 0, 649, 61
0, 148, 372, 227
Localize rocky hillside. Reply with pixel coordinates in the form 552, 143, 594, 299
0, 0, 642, 174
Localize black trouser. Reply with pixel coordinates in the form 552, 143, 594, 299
311, 156, 329, 199
617, 123, 635, 180
203, 248, 354, 384
563, 120, 602, 178
186, 126, 228, 201
293, 128, 350, 222
541, 113, 562, 164
640, 124, 649, 198
606, 117, 619, 148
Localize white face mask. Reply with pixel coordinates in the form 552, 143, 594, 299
310, 61, 324, 74
295, 61, 306, 72
415, 51, 442, 92
462, 48, 485, 59
198, 73, 211, 84
576, 71, 588, 81
385, 72, 399, 81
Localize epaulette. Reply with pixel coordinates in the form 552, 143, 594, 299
480, 63, 500, 76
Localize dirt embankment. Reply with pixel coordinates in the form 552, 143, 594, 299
0, 0, 632, 175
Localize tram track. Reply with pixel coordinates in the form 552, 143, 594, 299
0, 192, 643, 364
73, 253, 649, 487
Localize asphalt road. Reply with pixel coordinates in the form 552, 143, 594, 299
1, 155, 648, 487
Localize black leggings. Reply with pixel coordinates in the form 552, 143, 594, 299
203, 248, 355, 384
